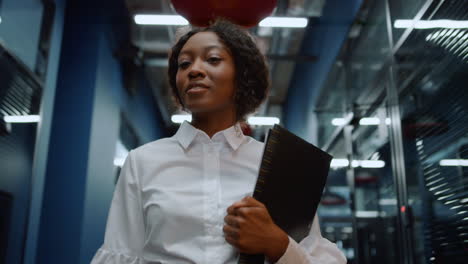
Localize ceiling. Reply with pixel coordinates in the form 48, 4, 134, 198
123, 0, 327, 130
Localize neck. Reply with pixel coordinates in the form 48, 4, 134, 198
190, 108, 237, 138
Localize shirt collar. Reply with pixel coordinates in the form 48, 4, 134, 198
174, 121, 245, 151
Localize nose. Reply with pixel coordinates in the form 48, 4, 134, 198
188, 59, 205, 79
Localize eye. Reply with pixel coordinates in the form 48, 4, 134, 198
178, 61, 191, 69
207, 57, 221, 64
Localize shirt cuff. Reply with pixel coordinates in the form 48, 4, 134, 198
275, 236, 305, 264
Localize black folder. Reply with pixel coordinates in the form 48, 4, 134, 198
238, 125, 332, 264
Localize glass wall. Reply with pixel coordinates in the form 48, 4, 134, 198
317, 0, 468, 263
394, 1, 468, 262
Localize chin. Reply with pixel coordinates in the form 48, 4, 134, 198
183, 97, 234, 116
184, 99, 216, 112
186, 107, 216, 115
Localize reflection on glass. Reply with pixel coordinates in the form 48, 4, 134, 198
399, 63, 468, 264
397, 1, 468, 262
316, 62, 347, 148
389, 0, 427, 42
319, 131, 354, 261
348, 0, 390, 103
351, 105, 399, 264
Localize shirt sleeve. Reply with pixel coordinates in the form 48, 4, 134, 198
274, 215, 347, 264
91, 150, 147, 264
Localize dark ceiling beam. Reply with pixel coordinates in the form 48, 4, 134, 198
125, 0, 162, 13
267, 54, 318, 62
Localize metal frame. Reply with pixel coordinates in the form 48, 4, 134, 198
343, 125, 360, 263
384, 1, 412, 263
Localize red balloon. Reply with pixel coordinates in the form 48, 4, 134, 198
171, 0, 277, 28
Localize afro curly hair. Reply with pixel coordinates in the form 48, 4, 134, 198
167, 19, 270, 121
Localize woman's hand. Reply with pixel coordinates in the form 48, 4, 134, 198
223, 196, 289, 262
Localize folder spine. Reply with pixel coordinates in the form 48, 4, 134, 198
238, 128, 279, 264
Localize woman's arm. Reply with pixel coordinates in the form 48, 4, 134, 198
224, 196, 347, 264
91, 151, 146, 263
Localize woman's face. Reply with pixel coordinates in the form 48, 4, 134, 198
176, 31, 236, 115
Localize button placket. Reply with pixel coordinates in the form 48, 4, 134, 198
203, 143, 220, 237
215, 144, 224, 237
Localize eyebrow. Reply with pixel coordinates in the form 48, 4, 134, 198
179, 45, 226, 57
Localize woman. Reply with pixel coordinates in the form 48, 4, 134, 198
91, 20, 346, 264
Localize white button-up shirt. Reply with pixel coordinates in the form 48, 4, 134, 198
91, 121, 346, 264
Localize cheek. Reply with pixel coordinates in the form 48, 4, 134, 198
175, 73, 184, 97
226, 70, 237, 97
216, 67, 236, 96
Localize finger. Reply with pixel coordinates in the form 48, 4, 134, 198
223, 224, 239, 239
224, 215, 243, 228
226, 204, 238, 215
236, 207, 252, 217
227, 201, 249, 215
237, 206, 269, 219
242, 196, 265, 207
224, 233, 237, 247
227, 197, 263, 214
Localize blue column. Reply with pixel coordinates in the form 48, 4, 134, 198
23, 0, 66, 263
35, 0, 166, 262
36, 1, 107, 263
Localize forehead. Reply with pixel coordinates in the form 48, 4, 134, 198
180, 31, 229, 54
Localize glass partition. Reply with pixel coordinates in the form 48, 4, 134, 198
351, 104, 399, 264
319, 131, 354, 261
394, 1, 468, 262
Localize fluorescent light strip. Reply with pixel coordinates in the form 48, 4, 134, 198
359, 117, 380, 125
113, 157, 126, 167
439, 159, 468, 167
330, 159, 349, 167
171, 115, 280, 126
247, 117, 280, 126
330, 159, 385, 168
259, 17, 308, 28
359, 117, 391, 125
356, 211, 379, 218
394, 19, 468, 29
171, 114, 192, 123
331, 118, 347, 126
4, 115, 40, 123
134, 15, 308, 28
360, 160, 385, 168
134, 15, 189, 25
332, 117, 391, 126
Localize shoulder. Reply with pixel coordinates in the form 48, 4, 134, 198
239, 136, 265, 158
129, 136, 181, 163
133, 136, 177, 153
244, 136, 264, 149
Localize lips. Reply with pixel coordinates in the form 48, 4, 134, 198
186, 82, 209, 93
